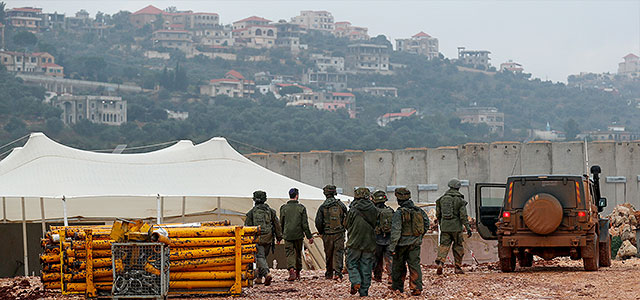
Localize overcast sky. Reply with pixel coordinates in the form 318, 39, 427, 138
6, 0, 639, 82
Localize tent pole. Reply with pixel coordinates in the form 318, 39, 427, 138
181, 196, 186, 223
21, 197, 29, 276
62, 196, 68, 227
39, 197, 46, 238
2, 196, 6, 223
217, 197, 221, 220
156, 194, 161, 224
160, 196, 164, 224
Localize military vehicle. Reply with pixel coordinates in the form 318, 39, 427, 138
475, 165, 611, 272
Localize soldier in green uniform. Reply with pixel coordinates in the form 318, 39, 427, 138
280, 188, 314, 281
389, 187, 429, 296
345, 187, 379, 297
372, 190, 394, 283
244, 190, 282, 286
315, 184, 348, 280
435, 178, 472, 275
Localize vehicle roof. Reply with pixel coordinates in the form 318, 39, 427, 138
507, 175, 585, 180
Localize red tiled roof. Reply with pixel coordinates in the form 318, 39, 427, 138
132, 5, 163, 15
332, 92, 355, 97
193, 12, 219, 16
624, 53, 639, 59
381, 110, 416, 118
42, 63, 62, 68
10, 7, 42, 13
225, 70, 245, 79
210, 78, 241, 83
276, 83, 311, 90
234, 16, 271, 23
335, 21, 351, 25
166, 23, 185, 28
31, 52, 51, 57
412, 31, 431, 38
153, 30, 189, 33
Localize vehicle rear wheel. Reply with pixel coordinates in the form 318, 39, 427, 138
599, 236, 612, 267
518, 253, 533, 268
500, 255, 516, 272
583, 237, 599, 271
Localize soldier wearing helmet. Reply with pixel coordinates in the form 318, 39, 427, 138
371, 190, 394, 283
345, 187, 379, 297
389, 187, 429, 296
244, 190, 282, 286
315, 185, 348, 280
435, 178, 472, 275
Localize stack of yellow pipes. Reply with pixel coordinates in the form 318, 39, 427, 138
152, 223, 258, 294
39, 221, 259, 296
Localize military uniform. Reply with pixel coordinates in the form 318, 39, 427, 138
389, 188, 429, 296
244, 191, 282, 286
315, 185, 348, 279
372, 190, 394, 283
345, 188, 379, 297
435, 178, 472, 275
280, 188, 314, 281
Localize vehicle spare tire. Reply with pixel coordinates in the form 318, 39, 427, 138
523, 193, 563, 235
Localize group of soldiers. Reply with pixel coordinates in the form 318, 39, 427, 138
244, 178, 472, 297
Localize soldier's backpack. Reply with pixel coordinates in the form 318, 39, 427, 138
253, 206, 273, 244
376, 206, 394, 235
440, 195, 456, 220
323, 201, 345, 232
400, 207, 425, 236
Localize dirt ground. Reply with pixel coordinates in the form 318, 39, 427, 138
2, 258, 639, 300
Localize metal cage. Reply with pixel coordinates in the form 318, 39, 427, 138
111, 243, 169, 299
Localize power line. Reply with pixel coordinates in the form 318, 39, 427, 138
0, 134, 30, 152
91, 140, 178, 153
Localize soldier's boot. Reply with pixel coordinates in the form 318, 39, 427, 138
286, 268, 296, 281
264, 273, 273, 286
350, 283, 361, 295
411, 289, 422, 296
254, 277, 263, 284
454, 265, 464, 274
436, 261, 443, 275
295, 269, 301, 280
332, 272, 343, 280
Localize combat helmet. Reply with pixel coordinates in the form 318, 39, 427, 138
252, 190, 267, 204
395, 187, 411, 201
372, 190, 388, 204
323, 184, 337, 197
354, 187, 371, 200
448, 178, 462, 189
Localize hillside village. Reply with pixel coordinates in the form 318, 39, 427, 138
0, 4, 640, 151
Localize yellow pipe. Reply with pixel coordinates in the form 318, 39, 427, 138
169, 254, 255, 271
169, 244, 256, 260
163, 226, 259, 238
169, 280, 249, 289
40, 249, 111, 264
170, 270, 253, 281
189, 264, 250, 272
43, 281, 112, 291
156, 235, 255, 247
201, 220, 231, 226
42, 268, 112, 282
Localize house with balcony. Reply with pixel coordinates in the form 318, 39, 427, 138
395, 31, 439, 60
456, 107, 504, 136
457, 47, 492, 70
618, 53, 640, 77
333, 21, 369, 41
130, 5, 219, 30
6, 7, 44, 32
200, 70, 256, 98
232, 16, 271, 30
152, 30, 194, 54
233, 25, 277, 49
274, 20, 307, 53
346, 43, 392, 74
53, 95, 127, 125
286, 91, 356, 118
500, 60, 524, 73
354, 86, 398, 97
0, 51, 63, 77
291, 11, 334, 32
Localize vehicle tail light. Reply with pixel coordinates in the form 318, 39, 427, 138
577, 211, 587, 222
502, 211, 511, 222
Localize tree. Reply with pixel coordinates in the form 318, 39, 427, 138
0, 2, 5, 24
564, 118, 580, 140
13, 31, 38, 49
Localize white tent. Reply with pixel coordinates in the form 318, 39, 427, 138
0, 132, 342, 223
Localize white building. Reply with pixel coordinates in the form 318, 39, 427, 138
53, 95, 127, 125
395, 32, 439, 60
618, 53, 640, 77
291, 10, 334, 31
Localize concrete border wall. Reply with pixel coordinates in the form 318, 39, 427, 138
248, 141, 640, 215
